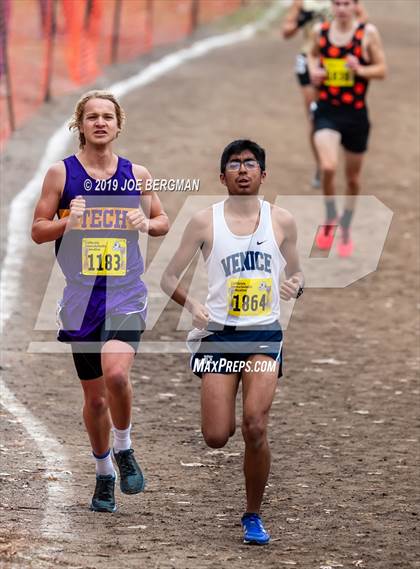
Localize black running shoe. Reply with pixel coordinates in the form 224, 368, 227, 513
90, 474, 117, 513
113, 449, 145, 494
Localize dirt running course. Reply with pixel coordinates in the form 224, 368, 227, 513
0, 2, 419, 568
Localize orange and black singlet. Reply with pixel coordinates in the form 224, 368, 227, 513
318, 21, 369, 110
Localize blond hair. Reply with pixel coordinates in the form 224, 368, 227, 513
68, 90, 126, 148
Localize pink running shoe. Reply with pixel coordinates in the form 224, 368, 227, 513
338, 229, 354, 257
315, 219, 338, 250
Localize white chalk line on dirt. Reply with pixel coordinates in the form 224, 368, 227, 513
0, 0, 283, 546
0, 379, 73, 539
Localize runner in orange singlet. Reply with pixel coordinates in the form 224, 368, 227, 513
307, 0, 386, 256
282, 0, 367, 188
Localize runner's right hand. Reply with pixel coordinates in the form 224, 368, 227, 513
190, 300, 209, 329
68, 196, 86, 230
310, 67, 327, 86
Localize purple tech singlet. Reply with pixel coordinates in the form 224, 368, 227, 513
55, 155, 147, 342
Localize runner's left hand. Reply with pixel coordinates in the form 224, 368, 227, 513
280, 276, 301, 301
127, 209, 149, 233
346, 54, 360, 72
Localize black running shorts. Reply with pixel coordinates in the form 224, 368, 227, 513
190, 322, 283, 379
71, 313, 145, 380
313, 102, 370, 153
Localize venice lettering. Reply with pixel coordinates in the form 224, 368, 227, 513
221, 251, 272, 277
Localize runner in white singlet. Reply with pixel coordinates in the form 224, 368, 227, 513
161, 139, 304, 545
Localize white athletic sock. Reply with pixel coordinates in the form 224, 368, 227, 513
93, 449, 115, 477
112, 424, 132, 453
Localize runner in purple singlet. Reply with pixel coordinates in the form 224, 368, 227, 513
32, 90, 169, 513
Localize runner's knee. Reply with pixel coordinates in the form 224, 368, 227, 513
202, 427, 229, 449
85, 395, 107, 415
104, 366, 130, 394
320, 162, 337, 178
242, 416, 267, 448
346, 174, 360, 193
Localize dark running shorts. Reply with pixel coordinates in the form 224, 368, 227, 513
313, 102, 371, 153
71, 313, 144, 380
190, 322, 283, 379
295, 53, 311, 87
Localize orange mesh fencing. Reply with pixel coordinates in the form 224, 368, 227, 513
0, 0, 243, 149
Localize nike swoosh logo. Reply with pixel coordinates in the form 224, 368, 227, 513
257, 240, 266, 245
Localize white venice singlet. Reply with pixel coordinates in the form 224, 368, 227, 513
204, 199, 286, 327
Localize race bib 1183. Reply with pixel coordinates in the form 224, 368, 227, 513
82, 238, 127, 276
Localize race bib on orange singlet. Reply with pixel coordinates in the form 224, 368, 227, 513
323, 58, 354, 87
227, 278, 273, 317
82, 238, 127, 276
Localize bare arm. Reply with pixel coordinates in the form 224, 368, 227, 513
128, 164, 169, 236
273, 208, 304, 300
346, 24, 387, 80
31, 162, 79, 244
282, 0, 303, 39
359, 24, 387, 80
161, 210, 210, 328
307, 23, 327, 86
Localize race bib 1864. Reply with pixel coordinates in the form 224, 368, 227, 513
82, 238, 127, 276
227, 278, 273, 317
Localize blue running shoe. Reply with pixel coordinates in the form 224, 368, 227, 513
241, 513, 270, 545
90, 474, 117, 513
113, 448, 145, 494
